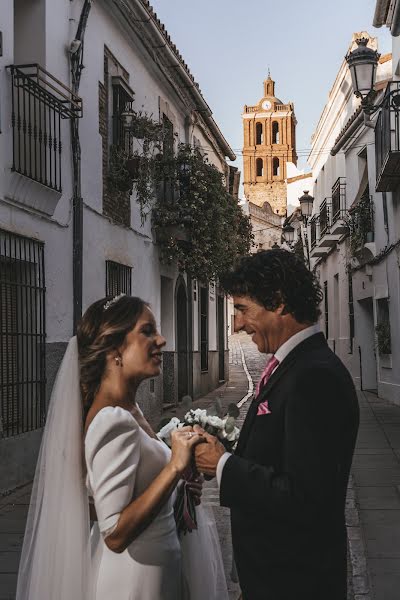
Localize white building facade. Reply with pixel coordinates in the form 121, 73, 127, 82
0, 0, 235, 492
307, 30, 400, 403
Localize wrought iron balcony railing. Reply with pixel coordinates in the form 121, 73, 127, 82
331, 177, 346, 223
310, 216, 317, 249
7, 64, 82, 192
319, 199, 330, 237
375, 81, 400, 192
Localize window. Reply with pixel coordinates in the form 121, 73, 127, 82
256, 122, 263, 145
256, 158, 264, 177
324, 281, 329, 339
106, 260, 132, 297
200, 286, 209, 371
273, 157, 280, 177
7, 64, 82, 192
163, 115, 174, 158
348, 273, 354, 353
272, 121, 280, 144
112, 76, 135, 152
162, 115, 174, 202
0, 229, 46, 437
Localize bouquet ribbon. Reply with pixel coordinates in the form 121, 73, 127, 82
174, 469, 198, 535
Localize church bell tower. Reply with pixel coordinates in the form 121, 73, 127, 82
242, 75, 297, 216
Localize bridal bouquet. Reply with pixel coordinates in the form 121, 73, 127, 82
157, 398, 241, 535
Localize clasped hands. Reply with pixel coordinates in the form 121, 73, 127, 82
170, 424, 226, 481
192, 424, 227, 478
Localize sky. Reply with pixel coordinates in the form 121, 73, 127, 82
150, 0, 391, 192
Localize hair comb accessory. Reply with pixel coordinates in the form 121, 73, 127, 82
103, 293, 126, 311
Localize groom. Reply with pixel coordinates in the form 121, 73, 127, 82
194, 249, 359, 600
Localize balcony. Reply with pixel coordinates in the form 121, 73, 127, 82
7, 64, 82, 193
310, 216, 317, 249
375, 81, 400, 192
319, 199, 329, 237
331, 177, 348, 235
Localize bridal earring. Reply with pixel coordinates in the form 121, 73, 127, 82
115, 356, 123, 367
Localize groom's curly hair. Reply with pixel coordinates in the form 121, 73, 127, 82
77, 296, 148, 418
220, 249, 323, 324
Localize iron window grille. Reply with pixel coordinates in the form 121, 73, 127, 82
200, 286, 209, 372
0, 229, 46, 438
331, 178, 346, 223
7, 64, 82, 192
112, 77, 135, 154
105, 260, 132, 297
310, 216, 317, 249
319, 199, 330, 237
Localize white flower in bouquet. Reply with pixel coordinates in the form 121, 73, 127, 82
223, 425, 240, 442
184, 408, 208, 427
206, 415, 225, 429
157, 417, 180, 445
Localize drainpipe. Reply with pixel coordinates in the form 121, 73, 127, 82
70, 0, 92, 332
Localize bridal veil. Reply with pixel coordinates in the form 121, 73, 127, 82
16, 337, 93, 600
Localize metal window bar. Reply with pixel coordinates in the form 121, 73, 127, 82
7, 64, 82, 193
105, 260, 132, 297
112, 84, 135, 153
310, 217, 317, 249
324, 281, 329, 340
0, 229, 46, 438
319, 199, 330, 237
331, 178, 346, 223
200, 286, 209, 372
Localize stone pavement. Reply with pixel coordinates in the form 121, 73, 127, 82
350, 390, 400, 600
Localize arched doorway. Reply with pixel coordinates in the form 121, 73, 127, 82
176, 280, 189, 402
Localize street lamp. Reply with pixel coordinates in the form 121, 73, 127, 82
282, 223, 295, 245
345, 38, 380, 108
120, 106, 136, 128
299, 191, 314, 224
346, 38, 400, 127
298, 191, 314, 268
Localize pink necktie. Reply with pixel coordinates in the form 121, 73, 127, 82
255, 355, 280, 398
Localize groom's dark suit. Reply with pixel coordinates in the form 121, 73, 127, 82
220, 332, 359, 600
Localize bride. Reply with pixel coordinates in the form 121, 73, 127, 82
16, 294, 229, 599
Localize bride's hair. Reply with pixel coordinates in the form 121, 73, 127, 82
77, 295, 148, 416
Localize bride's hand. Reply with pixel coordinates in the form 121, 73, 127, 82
170, 427, 205, 475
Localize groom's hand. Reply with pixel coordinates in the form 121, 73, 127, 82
193, 425, 226, 478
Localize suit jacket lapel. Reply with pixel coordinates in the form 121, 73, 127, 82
235, 332, 327, 456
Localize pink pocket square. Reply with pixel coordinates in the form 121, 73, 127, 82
257, 400, 271, 415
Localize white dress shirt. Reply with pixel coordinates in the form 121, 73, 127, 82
216, 323, 321, 487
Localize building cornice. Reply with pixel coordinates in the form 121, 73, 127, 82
110, 0, 236, 160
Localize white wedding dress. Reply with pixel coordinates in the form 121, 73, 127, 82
86, 406, 229, 600
16, 338, 228, 600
